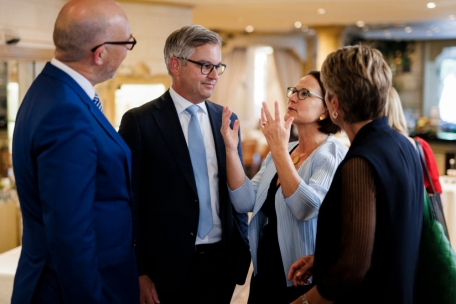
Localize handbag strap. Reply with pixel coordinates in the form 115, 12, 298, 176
414, 138, 437, 194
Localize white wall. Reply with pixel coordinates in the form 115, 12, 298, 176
119, 2, 192, 76
0, 0, 65, 48
0, 0, 192, 77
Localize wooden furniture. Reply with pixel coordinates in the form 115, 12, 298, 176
0, 200, 20, 254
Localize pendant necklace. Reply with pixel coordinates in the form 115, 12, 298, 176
292, 152, 307, 165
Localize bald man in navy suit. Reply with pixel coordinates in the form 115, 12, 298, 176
12, 1, 139, 303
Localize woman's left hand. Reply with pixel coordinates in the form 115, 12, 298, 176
260, 101, 294, 154
288, 255, 314, 287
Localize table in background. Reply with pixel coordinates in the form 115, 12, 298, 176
0, 246, 20, 304
440, 176, 456, 249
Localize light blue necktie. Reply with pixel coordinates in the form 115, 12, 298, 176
93, 93, 103, 113
186, 105, 213, 239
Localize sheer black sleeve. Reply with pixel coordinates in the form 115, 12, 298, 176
318, 157, 377, 299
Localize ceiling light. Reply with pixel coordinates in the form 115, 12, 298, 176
245, 25, 254, 33
427, 2, 436, 9
301, 25, 309, 32
317, 8, 326, 14
405, 27, 412, 33
294, 21, 302, 29
356, 21, 365, 27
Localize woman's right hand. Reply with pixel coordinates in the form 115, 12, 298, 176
221, 106, 240, 152
288, 255, 315, 287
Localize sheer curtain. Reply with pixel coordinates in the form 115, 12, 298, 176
212, 47, 247, 110
273, 48, 303, 96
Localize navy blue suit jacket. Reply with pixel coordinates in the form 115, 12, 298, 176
118, 90, 250, 295
12, 63, 139, 304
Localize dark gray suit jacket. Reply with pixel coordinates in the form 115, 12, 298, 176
118, 90, 250, 295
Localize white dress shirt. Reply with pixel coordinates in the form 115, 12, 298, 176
50, 58, 95, 100
169, 86, 222, 245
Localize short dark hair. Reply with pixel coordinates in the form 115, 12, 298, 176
307, 70, 341, 134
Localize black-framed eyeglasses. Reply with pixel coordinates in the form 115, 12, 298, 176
91, 35, 137, 52
177, 57, 226, 75
286, 87, 324, 101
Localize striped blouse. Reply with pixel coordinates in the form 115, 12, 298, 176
229, 135, 348, 286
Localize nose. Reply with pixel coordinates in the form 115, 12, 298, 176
288, 95, 298, 104
207, 67, 219, 79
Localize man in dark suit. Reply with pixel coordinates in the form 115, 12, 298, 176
118, 25, 250, 304
11, 0, 139, 303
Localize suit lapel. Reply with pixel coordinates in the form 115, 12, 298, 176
42, 63, 133, 191
151, 92, 198, 196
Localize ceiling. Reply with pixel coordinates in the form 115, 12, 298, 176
125, 0, 456, 40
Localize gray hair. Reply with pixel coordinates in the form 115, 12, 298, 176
164, 25, 222, 75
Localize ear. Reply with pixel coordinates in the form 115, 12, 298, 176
328, 94, 340, 112
169, 56, 180, 76
92, 47, 104, 66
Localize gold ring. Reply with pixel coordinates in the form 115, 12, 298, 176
261, 122, 267, 126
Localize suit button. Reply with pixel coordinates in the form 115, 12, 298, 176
194, 199, 198, 203
190, 232, 194, 236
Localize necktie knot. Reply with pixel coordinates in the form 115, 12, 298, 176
186, 105, 200, 117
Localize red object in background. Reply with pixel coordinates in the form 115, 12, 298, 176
415, 136, 443, 194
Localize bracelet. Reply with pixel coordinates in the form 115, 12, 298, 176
302, 293, 309, 304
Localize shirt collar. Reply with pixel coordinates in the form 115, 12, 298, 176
51, 58, 95, 100
169, 86, 208, 115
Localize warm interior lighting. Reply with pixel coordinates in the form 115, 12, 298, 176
294, 21, 302, 29
115, 84, 165, 129
317, 8, 326, 14
405, 27, 412, 33
301, 25, 309, 32
427, 2, 436, 9
356, 21, 365, 27
245, 25, 254, 33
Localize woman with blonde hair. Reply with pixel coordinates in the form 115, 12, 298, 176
289, 46, 423, 304
385, 86, 442, 193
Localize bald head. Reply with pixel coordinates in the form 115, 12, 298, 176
53, 0, 129, 62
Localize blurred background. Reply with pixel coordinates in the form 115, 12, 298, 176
0, 0, 456, 253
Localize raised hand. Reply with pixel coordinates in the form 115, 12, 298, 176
220, 106, 240, 152
260, 101, 294, 154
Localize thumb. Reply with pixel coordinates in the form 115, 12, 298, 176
284, 117, 294, 131
233, 119, 240, 134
